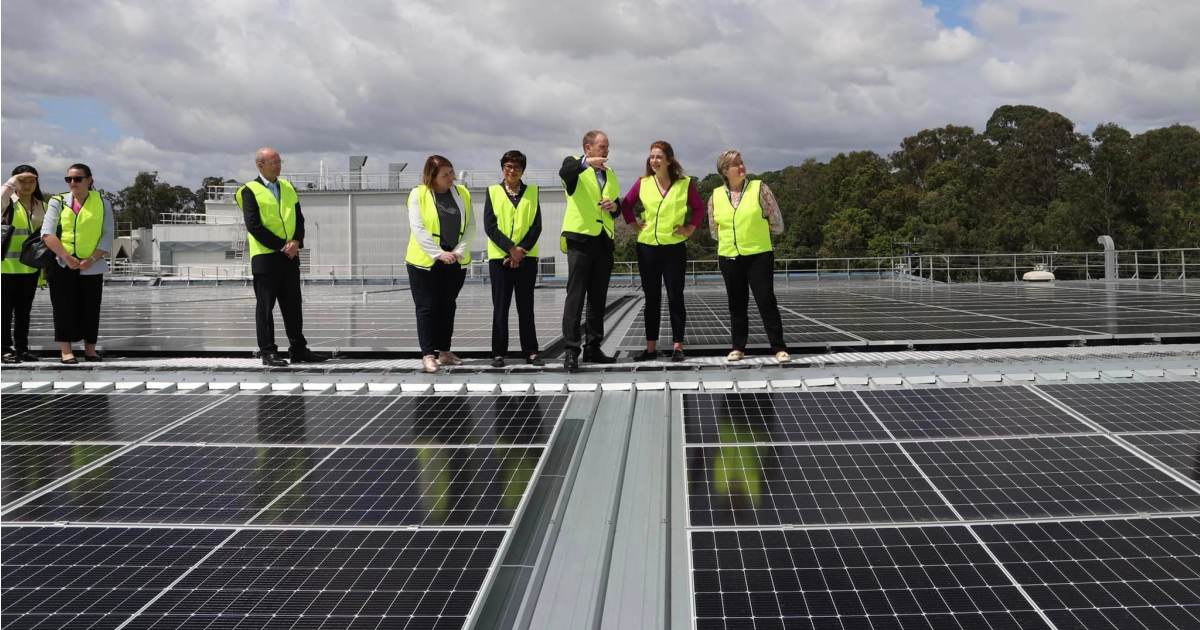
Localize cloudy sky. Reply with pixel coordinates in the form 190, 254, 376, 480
2, 0, 1197, 191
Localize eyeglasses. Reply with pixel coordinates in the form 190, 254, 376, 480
64, 176, 88, 184
502, 164, 524, 172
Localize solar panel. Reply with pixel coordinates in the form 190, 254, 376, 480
690, 527, 1051, 630
1, 444, 120, 507
976, 517, 1200, 630
251, 446, 545, 527
858, 387, 1094, 439
1121, 432, 1200, 479
683, 392, 892, 444
902, 435, 1200, 520
686, 443, 958, 526
0, 394, 220, 443
1, 526, 229, 630
1039, 382, 1200, 433
0, 393, 60, 418
151, 395, 399, 445
347, 395, 567, 446
122, 529, 505, 630
4, 445, 328, 525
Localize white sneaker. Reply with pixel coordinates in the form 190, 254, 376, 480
774, 350, 791, 364
421, 355, 440, 373
726, 349, 745, 362
438, 351, 463, 366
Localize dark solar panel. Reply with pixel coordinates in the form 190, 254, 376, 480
122, 529, 505, 630
347, 395, 567, 446
1121, 432, 1200, 480
691, 527, 1051, 630
859, 387, 1094, 439
4, 445, 328, 525
0, 394, 220, 443
250, 446, 545, 527
976, 517, 1200, 630
683, 392, 892, 444
1, 526, 229, 630
151, 395, 399, 444
686, 443, 957, 526
0, 393, 60, 418
1039, 382, 1200, 433
903, 435, 1200, 520
1, 444, 120, 507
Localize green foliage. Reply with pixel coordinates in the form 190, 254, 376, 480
616, 104, 1199, 260
113, 171, 213, 229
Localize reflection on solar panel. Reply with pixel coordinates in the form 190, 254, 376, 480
255, 446, 544, 527
1, 444, 120, 506
5, 445, 327, 525
976, 517, 1200, 630
683, 392, 891, 444
686, 443, 957, 526
124, 529, 505, 630
691, 527, 1051, 630
0, 394, 219, 443
1, 527, 230, 630
1121, 432, 1200, 479
152, 395, 399, 444
348, 395, 567, 446
1040, 381, 1200, 432
902, 435, 1200, 520
0, 393, 60, 417
859, 387, 1092, 439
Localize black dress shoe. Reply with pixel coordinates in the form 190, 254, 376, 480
84, 353, 104, 362
491, 356, 506, 368
289, 348, 329, 363
261, 352, 289, 367
2, 352, 19, 364
633, 349, 658, 362
526, 354, 545, 366
18, 351, 39, 362
671, 348, 685, 362
581, 348, 616, 364
563, 352, 579, 372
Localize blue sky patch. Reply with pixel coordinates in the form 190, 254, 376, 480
923, 0, 975, 31
38, 96, 124, 140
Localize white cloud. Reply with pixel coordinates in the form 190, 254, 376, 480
2, 0, 1197, 189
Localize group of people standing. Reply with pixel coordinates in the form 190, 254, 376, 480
2, 164, 113, 364
239, 129, 790, 372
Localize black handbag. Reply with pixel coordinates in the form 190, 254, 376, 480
19, 233, 53, 268
1, 202, 13, 256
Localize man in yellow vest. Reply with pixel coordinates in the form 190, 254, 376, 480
237, 147, 327, 367
559, 129, 621, 371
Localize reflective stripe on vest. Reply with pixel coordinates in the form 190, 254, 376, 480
2, 199, 40, 274
559, 159, 619, 252
712, 180, 772, 257
236, 178, 298, 258
636, 175, 691, 246
58, 193, 105, 259
486, 183, 539, 260
405, 184, 473, 269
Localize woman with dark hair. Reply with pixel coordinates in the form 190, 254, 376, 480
484, 150, 543, 368
2, 165, 47, 363
619, 140, 705, 361
40, 163, 115, 364
405, 155, 475, 373
708, 150, 789, 363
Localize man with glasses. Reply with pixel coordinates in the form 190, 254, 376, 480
236, 147, 327, 367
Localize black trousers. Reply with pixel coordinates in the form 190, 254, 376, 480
562, 240, 613, 353
719, 251, 787, 352
636, 242, 687, 343
408, 261, 466, 356
251, 254, 308, 353
489, 258, 538, 356
2, 272, 39, 352
46, 266, 103, 344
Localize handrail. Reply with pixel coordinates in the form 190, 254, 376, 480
204, 169, 563, 198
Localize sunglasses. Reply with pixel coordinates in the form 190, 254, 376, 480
64, 176, 88, 183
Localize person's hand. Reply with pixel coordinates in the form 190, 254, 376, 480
585, 156, 608, 170
65, 255, 81, 270
599, 198, 615, 212
674, 224, 696, 238
282, 240, 300, 259
634, 219, 646, 231
12, 172, 37, 186
437, 251, 458, 264
79, 257, 93, 271
508, 246, 525, 266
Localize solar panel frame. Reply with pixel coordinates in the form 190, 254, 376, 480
1118, 432, 1200, 481
1038, 382, 1200, 433
857, 386, 1096, 439
0, 393, 226, 443
683, 391, 893, 445
345, 394, 569, 447
149, 394, 402, 445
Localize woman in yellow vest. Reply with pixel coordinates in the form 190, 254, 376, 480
2, 165, 46, 363
483, 150, 543, 368
406, 155, 475, 373
708, 150, 790, 363
40, 163, 115, 364
619, 140, 705, 361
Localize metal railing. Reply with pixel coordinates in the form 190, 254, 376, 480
204, 169, 563, 200
106, 248, 1200, 286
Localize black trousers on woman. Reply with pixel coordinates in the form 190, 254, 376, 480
489, 257, 538, 357
46, 265, 103, 344
2, 272, 39, 352
636, 242, 687, 343
718, 251, 787, 352
408, 261, 466, 356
